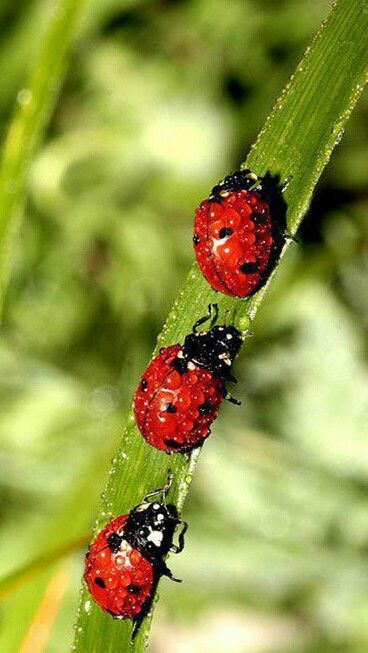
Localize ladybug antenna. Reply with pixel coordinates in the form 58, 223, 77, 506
192, 303, 219, 332
142, 469, 173, 504
231, 303, 240, 326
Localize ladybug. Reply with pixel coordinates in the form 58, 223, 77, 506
134, 304, 243, 454
193, 169, 288, 298
84, 472, 187, 638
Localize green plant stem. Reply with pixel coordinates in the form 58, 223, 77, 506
71, 0, 368, 650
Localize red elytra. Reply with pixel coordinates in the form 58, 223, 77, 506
84, 515, 154, 619
193, 169, 286, 298
134, 344, 224, 454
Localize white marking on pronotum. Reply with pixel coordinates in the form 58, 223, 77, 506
147, 531, 163, 546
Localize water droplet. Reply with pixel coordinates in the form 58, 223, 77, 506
17, 88, 32, 106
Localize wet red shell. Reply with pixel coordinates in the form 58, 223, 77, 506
134, 344, 224, 453
194, 188, 283, 297
84, 515, 153, 618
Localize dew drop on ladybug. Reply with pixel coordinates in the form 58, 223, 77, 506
134, 304, 243, 454
84, 474, 187, 639
193, 169, 288, 298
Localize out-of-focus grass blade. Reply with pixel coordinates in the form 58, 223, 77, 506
0, 434, 115, 652
0, 536, 89, 603
72, 1, 368, 651
0, 0, 84, 314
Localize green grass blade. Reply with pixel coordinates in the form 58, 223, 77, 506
73, 1, 368, 650
0, 0, 84, 314
0, 536, 89, 603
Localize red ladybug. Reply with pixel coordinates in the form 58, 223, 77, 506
134, 304, 243, 454
84, 473, 187, 638
193, 169, 287, 298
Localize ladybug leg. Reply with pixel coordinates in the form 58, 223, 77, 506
161, 561, 182, 583
224, 386, 241, 406
221, 380, 241, 406
170, 521, 188, 554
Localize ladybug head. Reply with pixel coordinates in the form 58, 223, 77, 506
121, 473, 184, 563
181, 305, 243, 381
183, 325, 242, 380
210, 168, 258, 199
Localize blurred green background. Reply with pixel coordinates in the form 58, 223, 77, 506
0, 1, 367, 652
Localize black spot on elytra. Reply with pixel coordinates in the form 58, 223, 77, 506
240, 261, 259, 274
95, 576, 106, 588
198, 402, 214, 415
252, 211, 267, 224
193, 234, 200, 245
140, 379, 148, 391
219, 227, 233, 239
165, 403, 177, 413
128, 584, 142, 594
164, 438, 184, 449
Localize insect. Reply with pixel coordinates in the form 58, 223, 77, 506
134, 304, 243, 454
84, 472, 187, 639
193, 169, 288, 298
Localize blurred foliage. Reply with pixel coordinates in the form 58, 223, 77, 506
0, 0, 367, 652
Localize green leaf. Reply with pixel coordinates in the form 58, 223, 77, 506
71, 0, 368, 650
0, 0, 84, 315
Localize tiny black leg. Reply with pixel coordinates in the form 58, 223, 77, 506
170, 521, 188, 554
225, 392, 241, 406
162, 562, 182, 583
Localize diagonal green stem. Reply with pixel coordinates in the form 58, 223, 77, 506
73, 1, 368, 651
